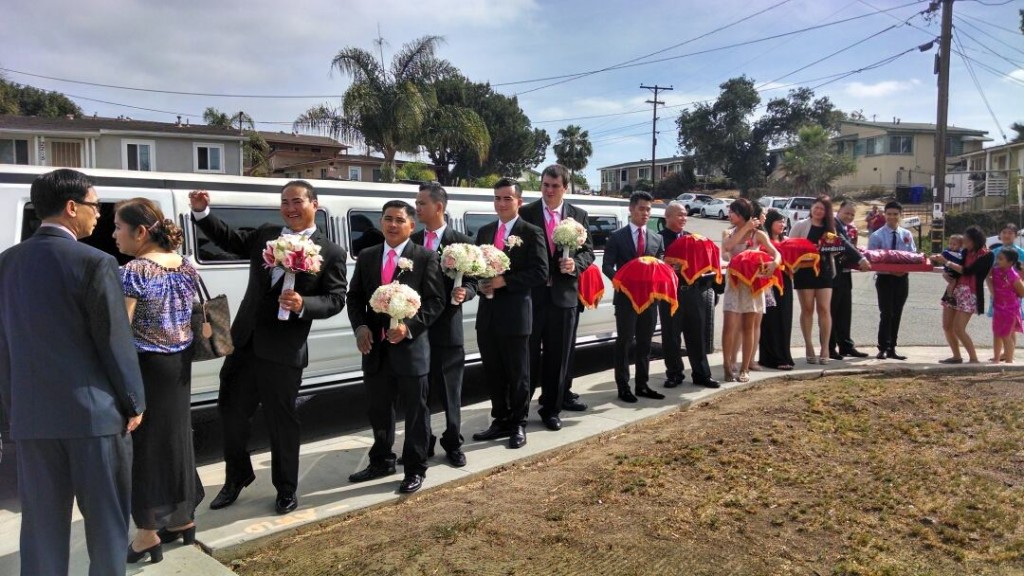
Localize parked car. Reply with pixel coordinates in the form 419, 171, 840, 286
675, 192, 714, 215
778, 196, 816, 230
700, 198, 731, 219
758, 196, 783, 208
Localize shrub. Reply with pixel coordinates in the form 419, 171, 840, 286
943, 208, 1023, 239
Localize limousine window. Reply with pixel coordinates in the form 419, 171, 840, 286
347, 210, 427, 258
648, 216, 666, 233
587, 215, 617, 250
194, 207, 329, 264
22, 202, 133, 265
463, 213, 495, 240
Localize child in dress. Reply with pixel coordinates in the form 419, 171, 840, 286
990, 247, 1024, 363
940, 234, 963, 305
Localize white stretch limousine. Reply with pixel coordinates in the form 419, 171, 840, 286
0, 166, 666, 410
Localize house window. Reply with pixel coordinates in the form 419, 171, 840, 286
49, 140, 83, 168
620, 169, 627, 182
194, 143, 224, 173
864, 137, 886, 156
348, 166, 361, 181
122, 139, 154, 171
888, 135, 912, 155
0, 139, 29, 164
372, 168, 382, 182
638, 167, 651, 181
946, 136, 964, 157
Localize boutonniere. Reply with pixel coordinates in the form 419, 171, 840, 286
397, 257, 414, 274
505, 235, 523, 249
902, 233, 911, 244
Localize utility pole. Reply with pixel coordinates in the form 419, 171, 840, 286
932, 0, 953, 252
641, 84, 672, 187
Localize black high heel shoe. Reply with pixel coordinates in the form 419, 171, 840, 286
126, 541, 163, 564
157, 525, 196, 545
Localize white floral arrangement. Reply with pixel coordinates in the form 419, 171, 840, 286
478, 244, 512, 299
397, 257, 414, 274
440, 243, 486, 305
369, 281, 421, 329
262, 233, 324, 320
505, 235, 522, 249
552, 218, 587, 259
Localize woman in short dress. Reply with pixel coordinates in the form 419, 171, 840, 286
722, 198, 780, 383
114, 198, 204, 564
758, 209, 795, 370
932, 225, 992, 364
789, 196, 840, 365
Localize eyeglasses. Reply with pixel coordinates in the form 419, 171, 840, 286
75, 200, 102, 212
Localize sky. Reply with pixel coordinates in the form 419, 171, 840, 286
1, 0, 1022, 186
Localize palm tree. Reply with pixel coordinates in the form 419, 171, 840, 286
203, 107, 270, 176
553, 124, 593, 194
293, 35, 459, 183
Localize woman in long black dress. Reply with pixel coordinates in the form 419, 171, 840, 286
758, 209, 795, 370
114, 198, 204, 564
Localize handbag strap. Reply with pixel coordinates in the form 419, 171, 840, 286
193, 268, 213, 305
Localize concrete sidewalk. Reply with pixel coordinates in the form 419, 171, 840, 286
1, 346, 1018, 575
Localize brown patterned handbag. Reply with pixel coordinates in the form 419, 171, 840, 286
191, 272, 234, 362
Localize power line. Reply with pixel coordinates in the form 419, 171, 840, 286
951, 48, 1024, 86
954, 19, 1024, 66
956, 10, 1024, 36
953, 29, 1008, 142
954, 14, 1024, 57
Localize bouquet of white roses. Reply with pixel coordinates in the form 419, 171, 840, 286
262, 233, 324, 320
440, 243, 486, 305
478, 244, 511, 299
369, 281, 421, 329
552, 218, 587, 260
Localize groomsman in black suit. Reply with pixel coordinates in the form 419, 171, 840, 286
829, 200, 871, 360
347, 201, 446, 494
191, 182, 347, 514
0, 169, 145, 575
472, 178, 548, 449
658, 202, 720, 389
603, 191, 666, 403
411, 183, 476, 467
520, 164, 595, 430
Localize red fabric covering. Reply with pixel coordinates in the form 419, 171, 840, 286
775, 238, 820, 275
612, 256, 679, 315
727, 250, 783, 297
860, 249, 927, 264
577, 263, 605, 309
664, 233, 723, 285
868, 262, 935, 273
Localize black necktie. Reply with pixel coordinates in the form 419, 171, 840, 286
891, 230, 898, 250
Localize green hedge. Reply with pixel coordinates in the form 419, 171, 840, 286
942, 208, 1023, 239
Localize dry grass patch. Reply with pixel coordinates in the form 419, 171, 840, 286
228, 372, 1024, 576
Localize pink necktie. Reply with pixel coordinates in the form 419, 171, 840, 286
382, 248, 397, 284
495, 222, 506, 250
425, 230, 438, 251
546, 208, 559, 256
636, 228, 645, 257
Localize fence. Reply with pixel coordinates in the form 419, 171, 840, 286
943, 169, 1021, 214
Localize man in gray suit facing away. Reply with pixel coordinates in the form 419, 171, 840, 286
0, 169, 146, 576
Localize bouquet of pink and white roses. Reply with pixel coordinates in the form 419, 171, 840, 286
369, 281, 421, 329
552, 218, 587, 260
440, 243, 486, 305
262, 233, 324, 320
477, 244, 511, 299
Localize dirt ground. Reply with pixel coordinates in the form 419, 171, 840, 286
227, 372, 1024, 576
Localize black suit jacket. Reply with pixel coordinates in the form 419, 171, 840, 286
833, 216, 863, 271
519, 199, 596, 309
346, 241, 446, 377
410, 227, 477, 347
0, 227, 145, 440
474, 218, 548, 336
193, 213, 348, 369
603, 225, 666, 309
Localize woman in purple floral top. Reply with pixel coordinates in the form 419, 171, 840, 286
114, 198, 204, 564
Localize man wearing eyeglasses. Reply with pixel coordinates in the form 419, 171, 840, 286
0, 169, 145, 576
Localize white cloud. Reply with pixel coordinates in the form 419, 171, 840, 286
843, 80, 921, 99
1007, 69, 1024, 84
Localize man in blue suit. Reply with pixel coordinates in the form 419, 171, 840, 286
0, 169, 146, 576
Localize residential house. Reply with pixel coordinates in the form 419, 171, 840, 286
825, 119, 988, 194
953, 140, 1024, 200
0, 114, 246, 175
261, 131, 427, 183
597, 155, 704, 195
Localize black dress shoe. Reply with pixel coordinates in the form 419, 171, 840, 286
695, 378, 721, 389
842, 348, 869, 358
876, 350, 889, 360
664, 376, 683, 388
445, 449, 467, 468
635, 387, 665, 400
567, 391, 580, 401
618, 389, 638, 403
127, 541, 163, 564
509, 426, 527, 449
829, 351, 844, 361
562, 398, 587, 411
209, 474, 255, 510
399, 474, 423, 494
472, 422, 513, 441
348, 462, 396, 483
157, 525, 196, 545
275, 492, 298, 514
541, 415, 562, 431
887, 349, 907, 361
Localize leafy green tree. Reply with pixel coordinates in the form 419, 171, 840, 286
653, 163, 697, 200
294, 35, 460, 183
553, 124, 592, 194
471, 174, 501, 188
520, 173, 541, 192
0, 77, 81, 118
571, 173, 588, 192
204, 107, 270, 176
395, 161, 437, 182
780, 124, 855, 195
420, 75, 489, 185
634, 178, 653, 192
1011, 121, 1024, 144
203, 107, 256, 130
